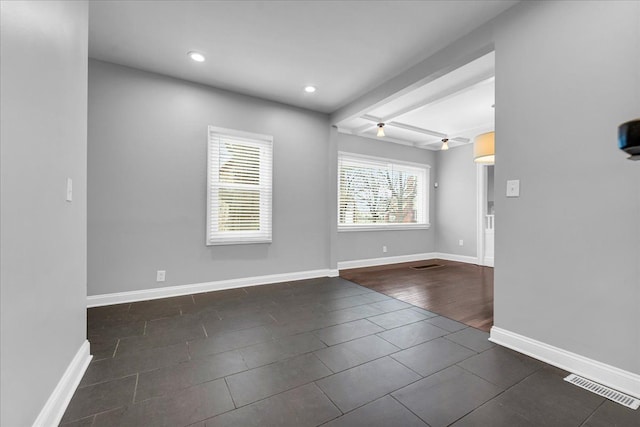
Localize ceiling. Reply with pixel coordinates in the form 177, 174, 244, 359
335, 51, 495, 151
88, 0, 517, 114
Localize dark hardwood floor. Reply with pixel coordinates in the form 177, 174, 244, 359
340, 259, 494, 332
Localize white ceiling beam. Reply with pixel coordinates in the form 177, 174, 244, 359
336, 127, 418, 147
330, 22, 494, 125
352, 115, 382, 135
386, 122, 447, 139
357, 115, 445, 140
378, 73, 495, 123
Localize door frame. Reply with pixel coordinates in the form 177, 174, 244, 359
476, 164, 493, 267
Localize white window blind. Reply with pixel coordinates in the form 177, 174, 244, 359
338, 152, 429, 231
207, 126, 272, 245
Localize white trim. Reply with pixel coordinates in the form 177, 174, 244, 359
483, 256, 494, 267
337, 252, 481, 270
87, 269, 335, 307
338, 253, 438, 270
476, 163, 486, 266
337, 151, 431, 231
338, 224, 431, 232
32, 340, 92, 427
433, 252, 479, 264
337, 150, 432, 170
206, 125, 273, 246
490, 327, 640, 399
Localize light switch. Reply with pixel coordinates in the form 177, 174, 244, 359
506, 179, 520, 197
66, 178, 73, 202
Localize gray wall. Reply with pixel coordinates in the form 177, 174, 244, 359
335, 132, 437, 262
88, 60, 331, 295
494, 0, 640, 374
0, 1, 89, 425
435, 144, 477, 257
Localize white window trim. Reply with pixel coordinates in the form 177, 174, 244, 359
206, 126, 273, 246
337, 151, 431, 232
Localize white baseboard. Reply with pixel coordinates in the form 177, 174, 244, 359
433, 252, 479, 265
327, 269, 340, 277
32, 340, 92, 427
483, 256, 494, 267
337, 253, 438, 270
87, 268, 336, 307
337, 252, 481, 270
490, 326, 640, 399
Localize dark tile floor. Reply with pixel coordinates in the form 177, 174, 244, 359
61, 277, 639, 426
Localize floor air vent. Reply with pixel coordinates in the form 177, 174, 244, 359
564, 374, 640, 410
411, 264, 444, 270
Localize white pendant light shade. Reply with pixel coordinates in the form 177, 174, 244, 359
474, 131, 495, 164
376, 123, 385, 137
441, 139, 449, 150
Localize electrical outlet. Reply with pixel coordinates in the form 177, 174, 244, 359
156, 270, 166, 282
382, 245, 388, 253
459, 239, 464, 246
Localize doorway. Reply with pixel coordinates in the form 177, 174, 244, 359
476, 164, 494, 267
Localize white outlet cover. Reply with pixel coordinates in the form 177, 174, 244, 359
506, 179, 520, 197
156, 270, 166, 282
66, 178, 73, 202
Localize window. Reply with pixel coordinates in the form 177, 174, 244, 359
338, 152, 429, 231
207, 126, 272, 245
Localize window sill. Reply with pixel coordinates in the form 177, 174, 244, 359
206, 239, 272, 246
338, 224, 431, 232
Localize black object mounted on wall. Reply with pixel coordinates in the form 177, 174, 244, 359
618, 119, 640, 160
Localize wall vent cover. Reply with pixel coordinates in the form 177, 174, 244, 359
411, 264, 444, 270
564, 374, 639, 410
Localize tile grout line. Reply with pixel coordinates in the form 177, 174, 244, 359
311, 351, 337, 375
440, 335, 488, 354
112, 339, 120, 358
313, 382, 345, 419
389, 393, 430, 425
387, 354, 425, 379
132, 372, 139, 404
455, 352, 544, 390
578, 399, 607, 427
448, 363, 548, 425
223, 377, 238, 409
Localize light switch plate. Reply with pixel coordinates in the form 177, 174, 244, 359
66, 178, 73, 202
506, 180, 520, 197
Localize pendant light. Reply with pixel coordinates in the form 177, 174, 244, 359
376, 123, 385, 137
474, 131, 495, 164
441, 138, 449, 150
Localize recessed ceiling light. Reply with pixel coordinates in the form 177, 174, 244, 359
304, 86, 316, 93
188, 51, 205, 62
